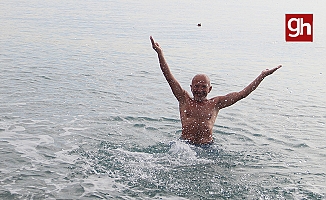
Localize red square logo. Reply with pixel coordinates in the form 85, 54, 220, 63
285, 14, 313, 42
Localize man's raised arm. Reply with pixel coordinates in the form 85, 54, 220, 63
150, 36, 186, 102
216, 65, 282, 109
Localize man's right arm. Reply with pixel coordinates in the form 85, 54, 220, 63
150, 36, 186, 102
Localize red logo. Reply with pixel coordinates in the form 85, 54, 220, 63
285, 14, 313, 42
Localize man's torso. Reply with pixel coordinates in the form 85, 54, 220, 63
179, 94, 219, 144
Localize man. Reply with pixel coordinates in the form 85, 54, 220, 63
150, 36, 281, 145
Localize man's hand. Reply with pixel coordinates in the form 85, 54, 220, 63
262, 65, 282, 77
150, 36, 163, 54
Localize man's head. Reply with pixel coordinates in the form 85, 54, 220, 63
190, 74, 212, 102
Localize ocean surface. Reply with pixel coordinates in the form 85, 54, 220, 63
1, 0, 326, 199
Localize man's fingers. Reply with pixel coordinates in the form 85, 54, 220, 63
266, 65, 281, 72
150, 36, 155, 45
273, 65, 282, 72
150, 36, 159, 50
269, 65, 282, 73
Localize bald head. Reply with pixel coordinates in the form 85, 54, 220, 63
191, 74, 211, 86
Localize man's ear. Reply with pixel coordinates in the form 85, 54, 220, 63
208, 86, 212, 93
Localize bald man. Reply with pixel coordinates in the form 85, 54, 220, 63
150, 36, 281, 145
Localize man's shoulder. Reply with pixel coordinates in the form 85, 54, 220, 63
208, 96, 226, 109
209, 96, 223, 103
177, 89, 191, 106
179, 90, 191, 101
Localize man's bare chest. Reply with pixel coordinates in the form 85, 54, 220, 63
180, 100, 217, 120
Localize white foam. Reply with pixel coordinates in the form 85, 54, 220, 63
168, 140, 197, 158
5, 132, 54, 165
1, 128, 78, 167
79, 176, 126, 198
53, 145, 80, 164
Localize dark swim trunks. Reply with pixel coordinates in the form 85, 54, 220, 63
179, 138, 214, 148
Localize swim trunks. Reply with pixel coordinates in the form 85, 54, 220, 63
179, 137, 214, 148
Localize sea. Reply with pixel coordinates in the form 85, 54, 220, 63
1, 0, 326, 199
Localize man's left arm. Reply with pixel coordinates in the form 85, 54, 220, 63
215, 65, 282, 109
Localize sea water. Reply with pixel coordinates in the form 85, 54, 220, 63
1, 0, 325, 199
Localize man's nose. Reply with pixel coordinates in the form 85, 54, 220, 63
197, 88, 204, 93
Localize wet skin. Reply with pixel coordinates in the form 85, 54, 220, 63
179, 74, 217, 144
150, 36, 281, 145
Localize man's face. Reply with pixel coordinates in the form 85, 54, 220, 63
190, 75, 212, 101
